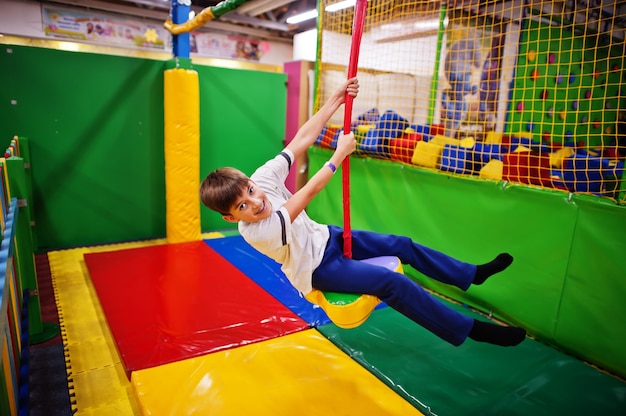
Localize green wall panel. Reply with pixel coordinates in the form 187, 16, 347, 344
557, 196, 626, 376
0, 45, 166, 250
0, 45, 286, 249
197, 66, 286, 232
308, 147, 626, 379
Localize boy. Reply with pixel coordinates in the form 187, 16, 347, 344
200, 78, 526, 347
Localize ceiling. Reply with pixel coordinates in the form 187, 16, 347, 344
42, 0, 320, 42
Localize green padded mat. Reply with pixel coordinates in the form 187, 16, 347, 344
318, 301, 626, 416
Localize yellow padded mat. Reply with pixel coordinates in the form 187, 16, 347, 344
131, 328, 424, 416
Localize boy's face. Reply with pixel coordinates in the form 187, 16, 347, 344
222, 180, 272, 223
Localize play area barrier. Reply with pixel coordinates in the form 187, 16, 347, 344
314, 1, 626, 204
0, 136, 56, 416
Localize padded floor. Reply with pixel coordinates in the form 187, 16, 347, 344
84, 240, 308, 376
131, 328, 424, 416
64, 235, 625, 415
207, 234, 626, 415
319, 306, 626, 416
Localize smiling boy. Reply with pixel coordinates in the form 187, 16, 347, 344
200, 77, 526, 347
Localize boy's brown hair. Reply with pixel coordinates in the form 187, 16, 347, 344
199, 167, 250, 215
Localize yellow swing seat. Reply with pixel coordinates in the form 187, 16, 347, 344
305, 256, 404, 329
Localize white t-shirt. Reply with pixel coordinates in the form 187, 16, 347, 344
238, 149, 330, 295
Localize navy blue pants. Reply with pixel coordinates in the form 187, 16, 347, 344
312, 225, 476, 346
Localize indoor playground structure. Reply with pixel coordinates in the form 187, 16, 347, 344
1, 0, 626, 415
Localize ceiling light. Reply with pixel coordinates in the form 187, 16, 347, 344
325, 0, 356, 12
286, 0, 358, 25
286, 9, 318, 24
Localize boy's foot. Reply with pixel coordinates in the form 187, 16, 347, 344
473, 253, 513, 285
468, 319, 526, 346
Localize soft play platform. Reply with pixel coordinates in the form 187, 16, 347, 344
68, 235, 625, 415
84, 240, 308, 376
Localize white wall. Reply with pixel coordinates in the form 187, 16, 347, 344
0, 0, 45, 38
293, 29, 317, 62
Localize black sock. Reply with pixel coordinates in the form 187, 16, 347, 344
473, 253, 513, 285
468, 319, 526, 346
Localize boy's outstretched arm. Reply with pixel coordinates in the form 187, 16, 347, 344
283, 131, 356, 223
286, 77, 359, 161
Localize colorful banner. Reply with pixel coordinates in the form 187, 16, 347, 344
190, 32, 270, 61
42, 7, 166, 50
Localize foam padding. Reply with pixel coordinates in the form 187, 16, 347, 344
49, 244, 153, 414
130, 329, 424, 415
203, 235, 330, 327
164, 68, 201, 243
84, 241, 308, 376
411, 140, 443, 168
318, 304, 626, 416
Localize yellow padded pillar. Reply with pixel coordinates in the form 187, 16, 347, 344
164, 67, 201, 243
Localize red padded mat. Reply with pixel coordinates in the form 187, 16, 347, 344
84, 241, 308, 377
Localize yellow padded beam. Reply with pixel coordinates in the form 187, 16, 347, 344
164, 68, 201, 243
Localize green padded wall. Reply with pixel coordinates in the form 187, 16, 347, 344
197, 65, 286, 232
0, 45, 285, 250
307, 147, 626, 379
0, 45, 166, 250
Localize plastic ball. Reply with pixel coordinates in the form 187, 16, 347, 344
569, 73, 576, 83
548, 53, 556, 64
559, 110, 566, 120
526, 122, 534, 131
547, 107, 554, 118
585, 90, 591, 99
556, 73, 563, 84
542, 132, 550, 142
581, 116, 588, 123
527, 50, 537, 62
531, 69, 540, 81
572, 101, 578, 110
541, 89, 549, 100
516, 102, 524, 111
593, 120, 600, 129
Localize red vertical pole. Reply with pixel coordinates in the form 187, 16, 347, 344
342, 0, 368, 259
